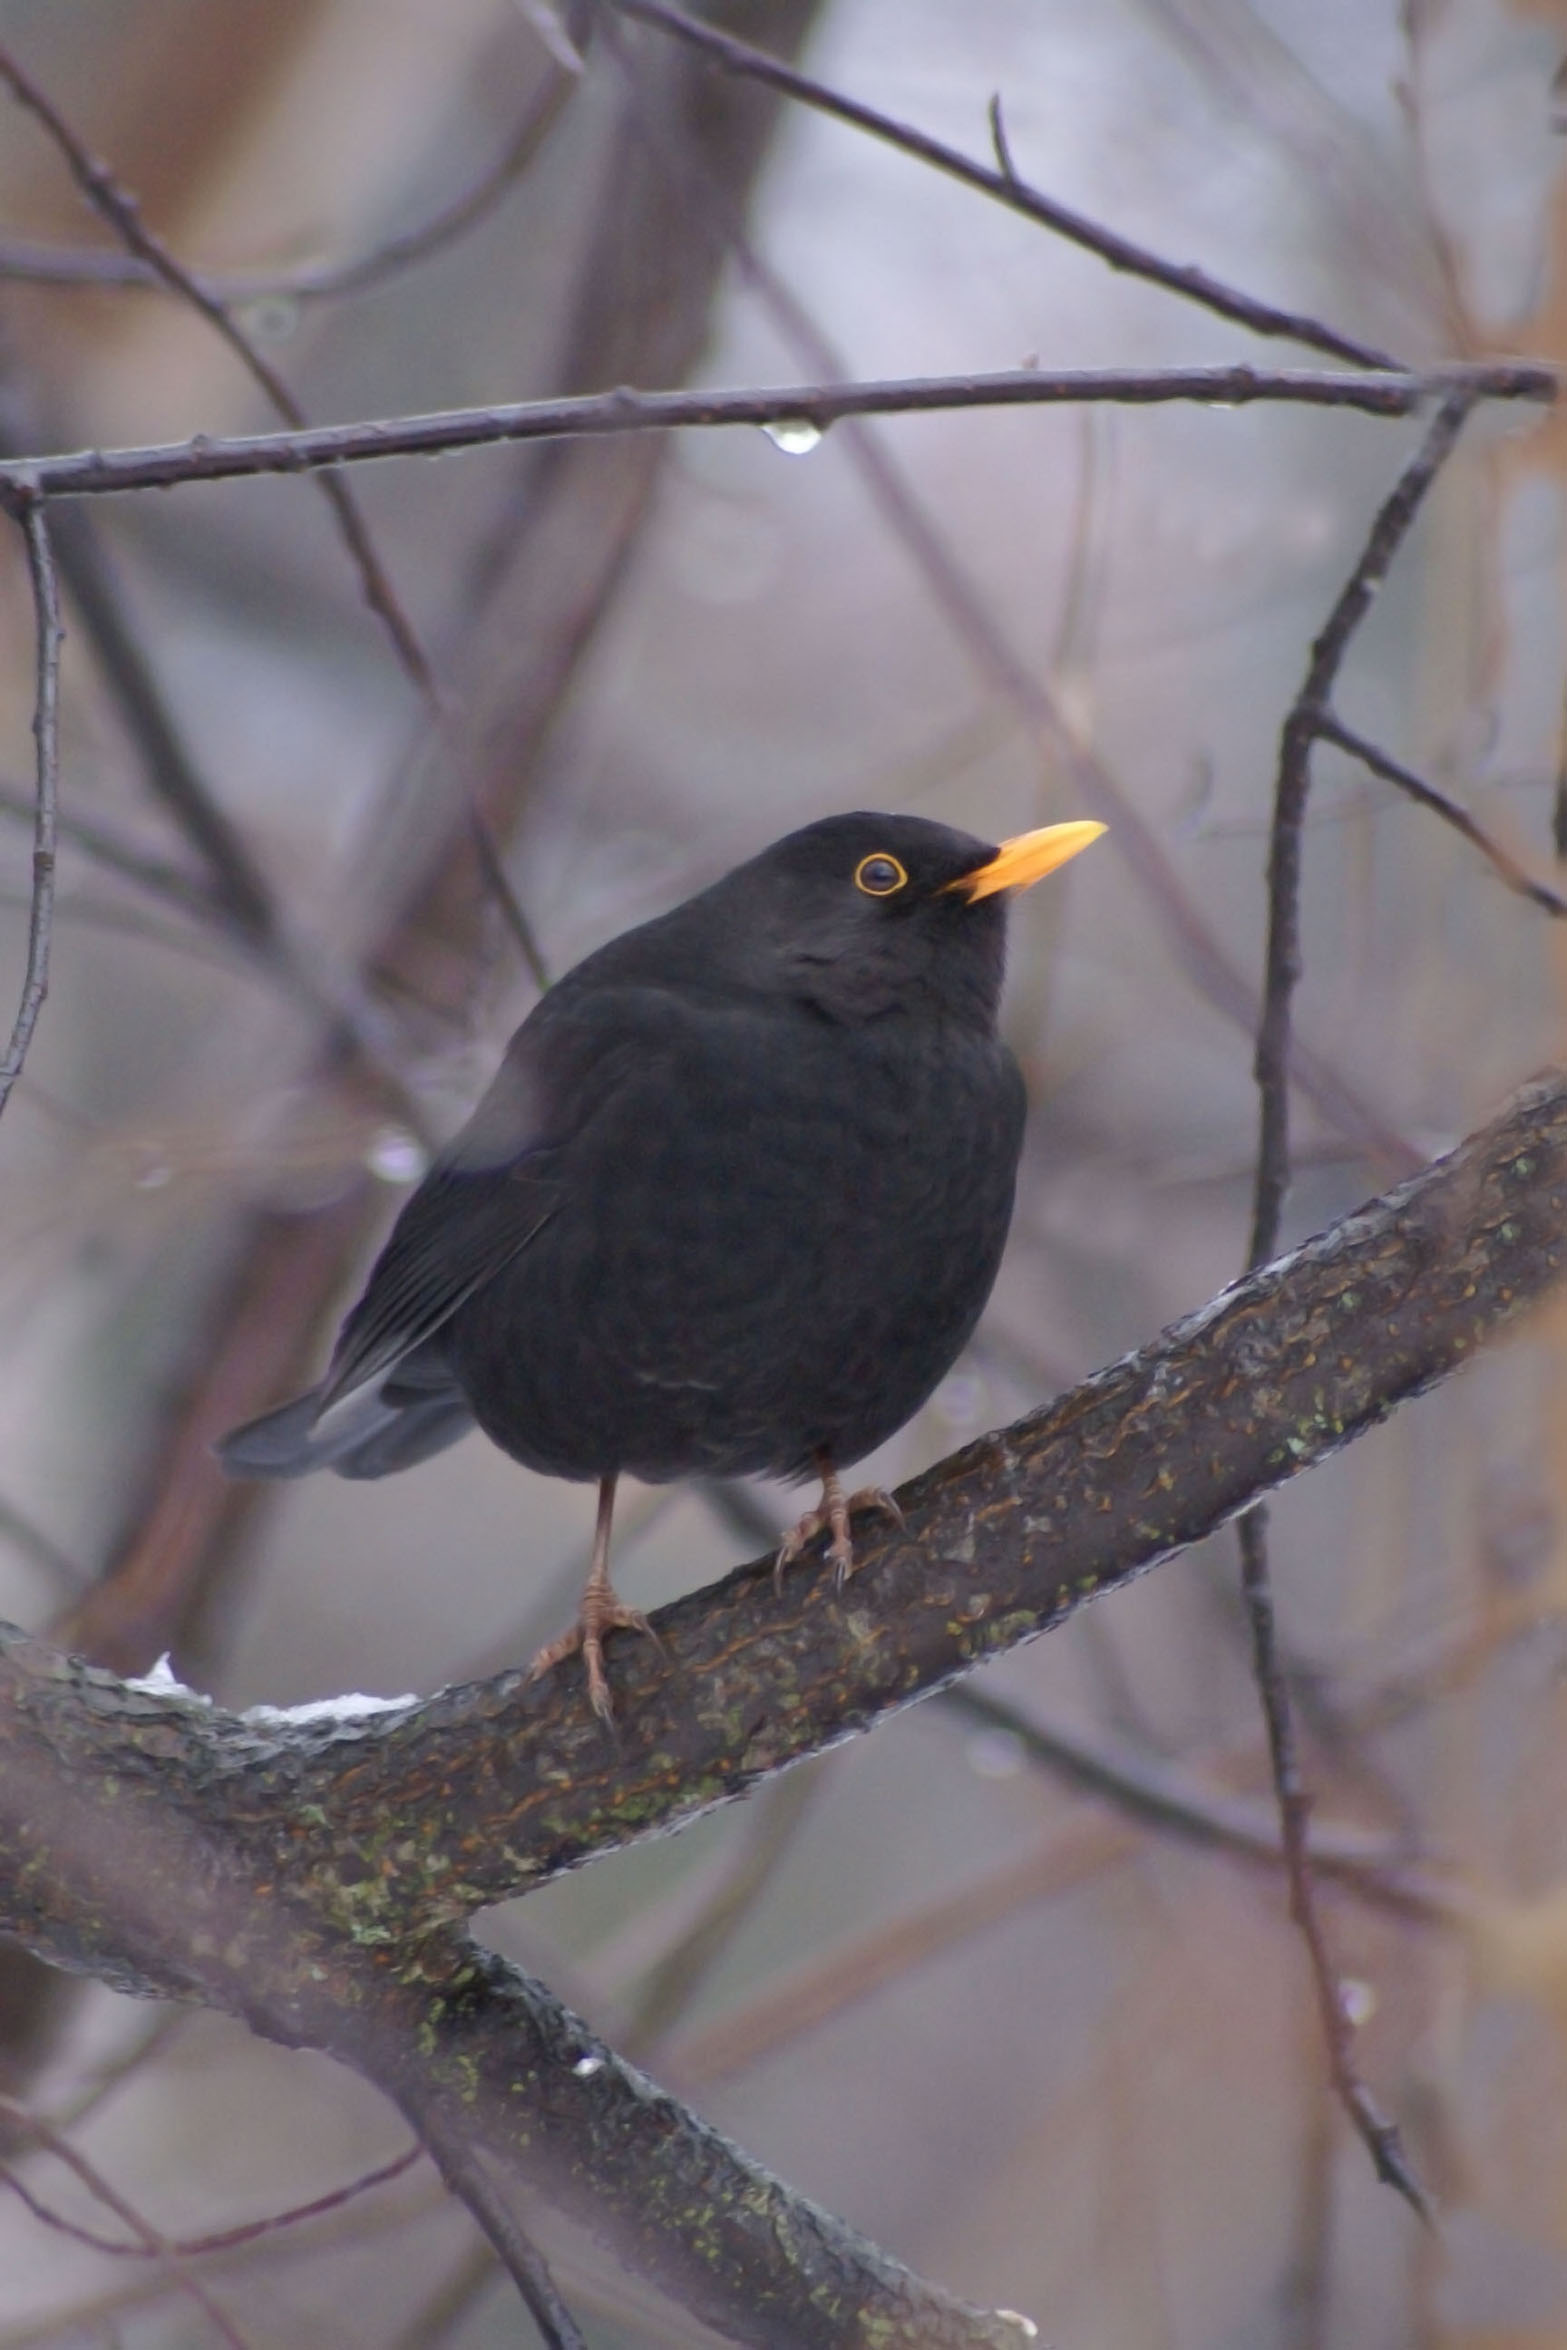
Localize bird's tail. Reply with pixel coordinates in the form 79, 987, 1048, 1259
216, 1380, 473, 1482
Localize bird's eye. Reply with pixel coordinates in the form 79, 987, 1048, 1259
854, 853, 908, 897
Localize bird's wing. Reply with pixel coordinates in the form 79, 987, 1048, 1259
316, 987, 676, 1412
319, 1038, 560, 1411
318, 1176, 556, 1410
319, 970, 717, 1414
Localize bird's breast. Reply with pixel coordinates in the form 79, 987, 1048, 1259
447, 1004, 1024, 1484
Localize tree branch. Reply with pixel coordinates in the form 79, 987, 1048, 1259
0, 1071, 1559, 1947
0, 1072, 1563, 2336
0, 364, 1550, 506
0, 64, 577, 307
1236, 386, 1481, 2216
0, 496, 60, 1120
0, 38, 434, 691
607, 0, 1398, 369
1316, 712, 1567, 918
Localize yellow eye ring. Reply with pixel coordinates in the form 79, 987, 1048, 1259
854, 853, 908, 897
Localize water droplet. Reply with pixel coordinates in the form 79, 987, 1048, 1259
366, 1126, 428, 1184
1340, 1977, 1376, 2026
966, 1728, 1025, 1780
996, 2314, 1038, 2340
572, 2053, 603, 2078
762, 416, 823, 456
132, 1154, 173, 1190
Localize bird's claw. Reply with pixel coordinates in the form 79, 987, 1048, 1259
528, 1588, 658, 1725
775, 1483, 905, 1590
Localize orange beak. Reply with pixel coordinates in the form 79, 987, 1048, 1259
947, 819, 1106, 902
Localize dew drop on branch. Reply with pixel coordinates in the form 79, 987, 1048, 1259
762, 416, 824, 456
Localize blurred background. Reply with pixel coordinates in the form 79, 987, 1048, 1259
0, 0, 1565, 2342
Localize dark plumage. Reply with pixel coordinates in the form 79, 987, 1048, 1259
219, 810, 1103, 1715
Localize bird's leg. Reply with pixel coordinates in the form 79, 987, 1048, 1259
775, 1449, 906, 1590
527, 1474, 654, 1723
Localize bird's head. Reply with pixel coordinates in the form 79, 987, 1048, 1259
667, 811, 1105, 1027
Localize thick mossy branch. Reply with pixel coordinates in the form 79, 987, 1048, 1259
374, 1946, 1029, 2349
1, 1071, 1563, 1968
0, 1074, 1562, 2348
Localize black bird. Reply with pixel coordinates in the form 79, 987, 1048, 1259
219, 811, 1104, 1717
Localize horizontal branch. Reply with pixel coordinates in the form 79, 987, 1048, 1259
2, 1073, 1562, 2344
1, 1068, 1563, 1969
0, 362, 1553, 504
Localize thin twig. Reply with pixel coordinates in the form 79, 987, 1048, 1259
0, 65, 549, 1064
0, 498, 60, 1121
667, 1829, 1142, 2088
25, 497, 280, 944
467, 809, 551, 995
1237, 1515, 1429, 2218
0, 2178, 448, 2350
0, 45, 564, 990
3, 355, 281, 953
986, 92, 1020, 185
1250, 385, 1479, 1267
610, 0, 1398, 368
1238, 391, 1480, 2224
0, 378, 434, 1102
0, 2139, 423, 2260
0, 2095, 255, 2350
618, 1761, 828, 2055
0, 782, 217, 921
0, 66, 576, 305
0, 39, 432, 690
1315, 713, 1567, 917
0, 364, 1549, 508
411, 2119, 587, 2350
936, 1685, 1463, 1923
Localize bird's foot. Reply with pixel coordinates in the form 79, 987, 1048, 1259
527, 1584, 657, 1725
775, 1478, 906, 1590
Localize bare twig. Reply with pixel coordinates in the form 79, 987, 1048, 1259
410, 2120, 587, 2350
0, 39, 431, 690
1316, 714, 1567, 917
937, 1685, 1463, 1923
24, 499, 280, 944
618, 1762, 828, 2055
662, 1683, 1469, 2090
0, 383, 428, 1106
0, 782, 217, 921
1238, 389, 1480, 2222
0, 2139, 422, 2260
1237, 1514, 1429, 2218
0, 2095, 255, 2350
0, 352, 278, 944
0, 63, 576, 303
1250, 386, 1479, 1266
0, 498, 60, 1121
467, 808, 551, 995
668, 1828, 1143, 2088
0, 364, 1549, 508
609, 0, 1399, 368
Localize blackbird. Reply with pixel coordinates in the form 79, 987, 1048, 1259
219, 810, 1104, 1717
